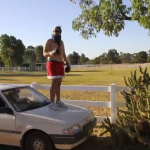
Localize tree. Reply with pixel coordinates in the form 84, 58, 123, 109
23, 46, 36, 63
0, 34, 25, 67
26, 45, 35, 51
135, 51, 148, 63
93, 56, 100, 64
80, 53, 89, 64
70, 0, 150, 39
107, 49, 119, 63
67, 54, 74, 64
35, 45, 46, 63
67, 51, 80, 65
120, 53, 131, 63
73, 51, 80, 64
99, 53, 108, 64
147, 50, 150, 62
0, 55, 4, 66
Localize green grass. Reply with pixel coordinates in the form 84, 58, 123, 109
1, 67, 148, 136
0, 68, 144, 85
0, 68, 148, 117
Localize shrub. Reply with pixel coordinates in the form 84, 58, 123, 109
100, 67, 150, 149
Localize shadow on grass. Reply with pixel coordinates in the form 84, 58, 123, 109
0, 74, 82, 77
0, 73, 47, 77
65, 74, 82, 76
0, 79, 18, 81
71, 70, 103, 73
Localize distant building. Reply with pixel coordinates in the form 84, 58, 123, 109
21, 63, 46, 71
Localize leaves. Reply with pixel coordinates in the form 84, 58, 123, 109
67, 51, 80, 65
70, 0, 150, 39
0, 34, 25, 67
100, 67, 150, 147
23, 46, 36, 63
35, 45, 46, 63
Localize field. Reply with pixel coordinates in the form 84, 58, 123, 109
1, 67, 149, 150
0, 67, 149, 136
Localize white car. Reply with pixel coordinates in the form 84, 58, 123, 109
0, 84, 97, 150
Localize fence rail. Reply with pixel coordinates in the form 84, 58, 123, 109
1, 82, 129, 123
0, 63, 149, 71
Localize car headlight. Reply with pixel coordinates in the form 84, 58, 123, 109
63, 125, 81, 134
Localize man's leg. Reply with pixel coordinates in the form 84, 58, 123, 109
46, 61, 60, 110
56, 78, 67, 108
50, 78, 59, 102
55, 78, 62, 101
55, 62, 67, 108
49, 78, 60, 110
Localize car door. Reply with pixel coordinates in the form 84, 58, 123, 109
0, 96, 18, 146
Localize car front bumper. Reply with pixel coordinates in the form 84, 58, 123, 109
50, 117, 97, 150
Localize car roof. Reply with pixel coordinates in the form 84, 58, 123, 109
0, 84, 29, 91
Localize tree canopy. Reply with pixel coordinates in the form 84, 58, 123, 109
35, 45, 46, 63
70, 0, 150, 39
0, 34, 149, 67
0, 34, 25, 67
23, 46, 36, 63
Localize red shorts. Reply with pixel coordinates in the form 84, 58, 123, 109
46, 61, 65, 79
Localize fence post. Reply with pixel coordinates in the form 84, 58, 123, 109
110, 83, 117, 123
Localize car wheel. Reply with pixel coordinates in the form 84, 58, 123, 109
25, 131, 55, 150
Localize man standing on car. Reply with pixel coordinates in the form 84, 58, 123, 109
43, 26, 70, 110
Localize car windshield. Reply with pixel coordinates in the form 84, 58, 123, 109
2, 86, 50, 112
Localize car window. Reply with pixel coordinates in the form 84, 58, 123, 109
2, 86, 50, 112
0, 97, 6, 108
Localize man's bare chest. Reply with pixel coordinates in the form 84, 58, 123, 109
50, 41, 62, 51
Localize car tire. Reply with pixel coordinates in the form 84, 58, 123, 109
24, 131, 55, 150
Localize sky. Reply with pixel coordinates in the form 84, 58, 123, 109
0, 0, 150, 59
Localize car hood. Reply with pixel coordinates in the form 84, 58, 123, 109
16, 104, 92, 126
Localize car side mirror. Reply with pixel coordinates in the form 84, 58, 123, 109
0, 107, 14, 115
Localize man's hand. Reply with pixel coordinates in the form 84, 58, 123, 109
65, 62, 69, 66
43, 40, 59, 57
49, 48, 58, 56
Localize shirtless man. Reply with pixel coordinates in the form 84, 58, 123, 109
43, 26, 69, 110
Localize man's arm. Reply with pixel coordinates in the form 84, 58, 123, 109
61, 41, 68, 64
43, 39, 53, 57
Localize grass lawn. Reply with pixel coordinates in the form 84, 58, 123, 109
0, 67, 148, 136
0, 68, 145, 85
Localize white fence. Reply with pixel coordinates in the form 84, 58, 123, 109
0, 67, 41, 71
0, 63, 149, 71
1, 82, 129, 123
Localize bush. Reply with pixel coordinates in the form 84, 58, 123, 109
100, 67, 150, 149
